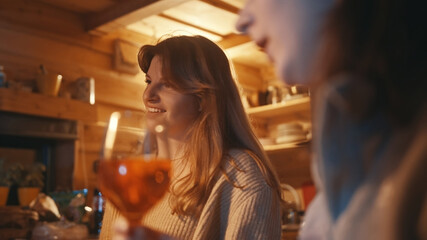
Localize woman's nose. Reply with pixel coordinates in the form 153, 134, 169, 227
143, 86, 159, 103
235, 8, 253, 34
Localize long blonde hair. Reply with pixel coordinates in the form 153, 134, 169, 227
138, 35, 281, 216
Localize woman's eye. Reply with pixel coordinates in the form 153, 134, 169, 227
145, 79, 151, 85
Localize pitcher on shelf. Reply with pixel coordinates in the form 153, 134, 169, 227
36, 64, 62, 97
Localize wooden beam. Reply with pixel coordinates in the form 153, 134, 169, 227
200, 0, 240, 14
218, 33, 251, 49
158, 13, 222, 37
0, 0, 155, 54
233, 62, 264, 90
85, 0, 192, 35
0, 0, 84, 35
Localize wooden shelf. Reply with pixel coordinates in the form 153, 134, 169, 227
263, 140, 310, 154
246, 96, 310, 119
0, 88, 97, 122
246, 96, 311, 153
244, 96, 312, 187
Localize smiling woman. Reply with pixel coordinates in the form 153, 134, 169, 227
143, 55, 200, 140
100, 35, 283, 240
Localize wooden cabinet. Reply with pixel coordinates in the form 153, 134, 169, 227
246, 97, 312, 238
246, 96, 311, 155
246, 96, 311, 154
0, 88, 98, 192
282, 230, 299, 240
246, 96, 313, 206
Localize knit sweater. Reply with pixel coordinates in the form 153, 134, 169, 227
100, 149, 282, 240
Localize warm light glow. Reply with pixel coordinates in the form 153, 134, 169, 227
155, 124, 165, 133
119, 165, 127, 175
281, 183, 302, 210
104, 112, 120, 159
89, 77, 95, 105
291, 86, 298, 95
56, 75, 63, 90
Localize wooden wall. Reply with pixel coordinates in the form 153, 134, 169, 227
0, 0, 264, 200
0, 0, 149, 197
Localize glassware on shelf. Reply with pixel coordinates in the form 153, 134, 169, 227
89, 188, 105, 235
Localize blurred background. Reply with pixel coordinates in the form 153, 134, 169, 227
0, 1, 313, 239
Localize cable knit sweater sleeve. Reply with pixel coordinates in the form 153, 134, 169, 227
228, 151, 281, 239
192, 149, 282, 240
224, 186, 281, 239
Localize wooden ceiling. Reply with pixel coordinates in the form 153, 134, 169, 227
34, 0, 272, 70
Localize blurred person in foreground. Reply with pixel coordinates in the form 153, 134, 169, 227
99, 35, 282, 240
236, 0, 427, 239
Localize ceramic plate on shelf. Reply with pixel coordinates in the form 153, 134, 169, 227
276, 134, 307, 144
258, 137, 276, 146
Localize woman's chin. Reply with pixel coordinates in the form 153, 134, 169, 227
146, 119, 161, 132
278, 62, 312, 87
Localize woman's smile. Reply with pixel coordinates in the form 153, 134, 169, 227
146, 107, 166, 113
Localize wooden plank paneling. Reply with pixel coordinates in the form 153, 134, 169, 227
0, 15, 149, 192
0, 51, 146, 111
96, 103, 143, 124
0, 28, 112, 72
73, 151, 99, 190
0, 17, 153, 58
218, 34, 251, 49
0, 0, 83, 36
0, 88, 97, 122
53, 141, 76, 191
82, 124, 105, 153
0, 1, 288, 195
95, 77, 145, 110
233, 62, 264, 90
38, 0, 116, 13
0, 27, 146, 110
269, 147, 312, 187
